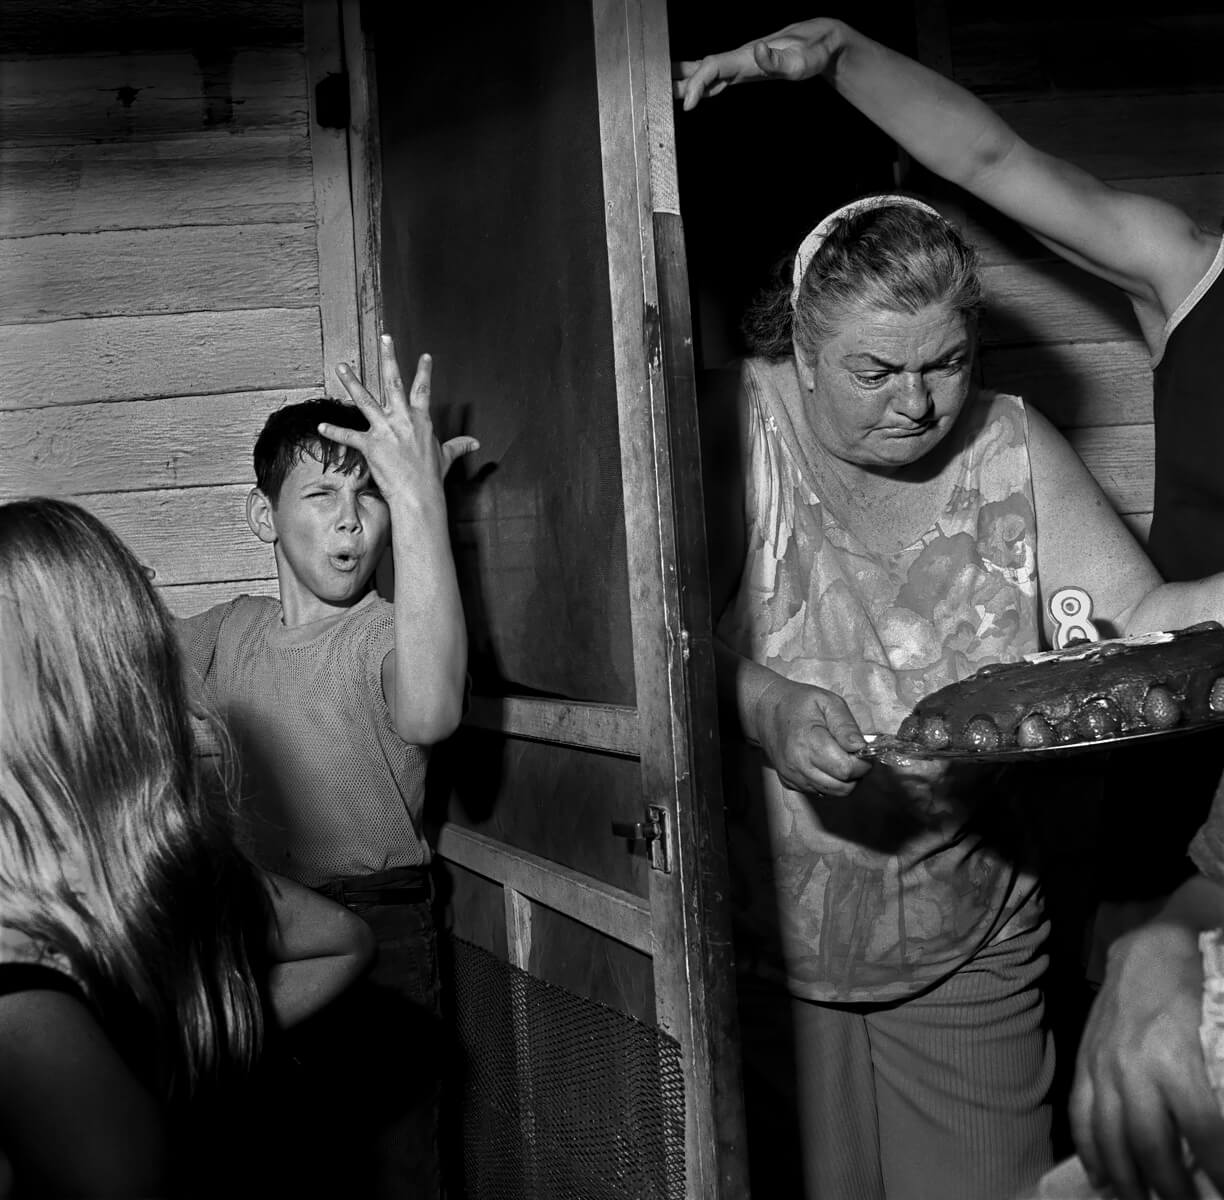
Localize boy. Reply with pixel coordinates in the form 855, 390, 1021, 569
179, 336, 478, 1199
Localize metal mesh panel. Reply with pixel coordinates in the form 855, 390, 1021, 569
450, 938, 685, 1200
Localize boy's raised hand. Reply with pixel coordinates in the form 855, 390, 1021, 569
673, 18, 842, 111
322, 334, 479, 503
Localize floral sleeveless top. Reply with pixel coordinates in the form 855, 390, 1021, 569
718, 359, 1045, 1002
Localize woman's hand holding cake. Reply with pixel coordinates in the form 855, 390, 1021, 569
729, 659, 871, 798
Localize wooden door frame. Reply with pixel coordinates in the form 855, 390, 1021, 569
590, 1, 747, 1193
303, 0, 364, 395
342, 0, 748, 1192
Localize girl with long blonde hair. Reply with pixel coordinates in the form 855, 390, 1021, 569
0, 497, 373, 1197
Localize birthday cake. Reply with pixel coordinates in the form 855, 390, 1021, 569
894, 621, 1224, 753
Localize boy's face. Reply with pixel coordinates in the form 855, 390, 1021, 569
254, 451, 390, 623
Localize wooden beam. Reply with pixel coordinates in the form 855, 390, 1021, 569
503, 885, 541, 1182
593, 0, 746, 1193
464, 695, 640, 756
434, 824, 652, 956
341, 0, 384, 387
304, 0, 362, 397
504, 888, 533, 972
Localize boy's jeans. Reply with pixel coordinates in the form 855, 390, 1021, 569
292, 866, 445, 1200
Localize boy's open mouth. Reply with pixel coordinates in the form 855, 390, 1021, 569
329, 552, 359, 573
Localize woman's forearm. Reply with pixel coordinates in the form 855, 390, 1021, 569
715, 638, 784, 745
1119, 575, 1224, 637
261, 872, 376, 1025
267, 952, 372, 1027
823, 20, 1020, 191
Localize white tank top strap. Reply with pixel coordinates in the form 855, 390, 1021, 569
1152, 235, 1224, 369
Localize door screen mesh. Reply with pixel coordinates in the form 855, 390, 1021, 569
449, 938, 685, 1199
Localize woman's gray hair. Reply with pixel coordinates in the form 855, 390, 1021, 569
742, 199, 984, 362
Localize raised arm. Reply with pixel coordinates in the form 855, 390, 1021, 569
676, 18, 1218, 344
327, 336, 479, 745
262, 872, 375, 1027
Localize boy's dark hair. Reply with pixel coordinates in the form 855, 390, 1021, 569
254, 399, 370, 503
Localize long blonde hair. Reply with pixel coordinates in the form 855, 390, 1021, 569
0, 498, 267, 1101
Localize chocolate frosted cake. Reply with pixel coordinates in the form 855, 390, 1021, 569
896, 621, 1224, 753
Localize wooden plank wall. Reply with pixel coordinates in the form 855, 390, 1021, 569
0, 0, 359, 617
913, 7, 1224, 547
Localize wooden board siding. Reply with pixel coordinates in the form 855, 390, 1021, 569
913, 11, 1224, 549
995, 93, 1224, 182
0, 2, 362, 614
2, 225, 319, 323
1, 310, 324, 408
981, 341, 1153, 429
1, 0, 304, 54
0, 390, 318, 497
943, 10, 1224, 98
161, 579, 281, 618
87, 486, 275, 584
0, 136, 315, 236
0, 52, 309, 146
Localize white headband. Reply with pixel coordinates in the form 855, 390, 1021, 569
790, 194, 948, 309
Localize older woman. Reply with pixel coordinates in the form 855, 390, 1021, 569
680, 27, 1224, 1198
706, 196, 1224, 1200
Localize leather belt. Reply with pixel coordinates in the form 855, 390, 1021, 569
314, 869, 432, 908
332, 883, 430, 906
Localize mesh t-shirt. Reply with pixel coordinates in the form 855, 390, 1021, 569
179, 592, 430, 886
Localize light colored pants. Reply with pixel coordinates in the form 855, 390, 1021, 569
738, 920, 1055, 1200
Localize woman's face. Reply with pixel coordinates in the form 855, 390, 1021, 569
799, 299, 975, 470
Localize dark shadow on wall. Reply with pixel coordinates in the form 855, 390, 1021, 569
667, 1, 917, 370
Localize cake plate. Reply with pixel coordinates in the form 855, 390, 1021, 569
857, 717, 1224, 764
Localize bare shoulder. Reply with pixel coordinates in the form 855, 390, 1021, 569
1023, 402, 1106, 501
0, 984, 98, 1048
0, 989, 168, 1194
0, 985, 148, 1098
